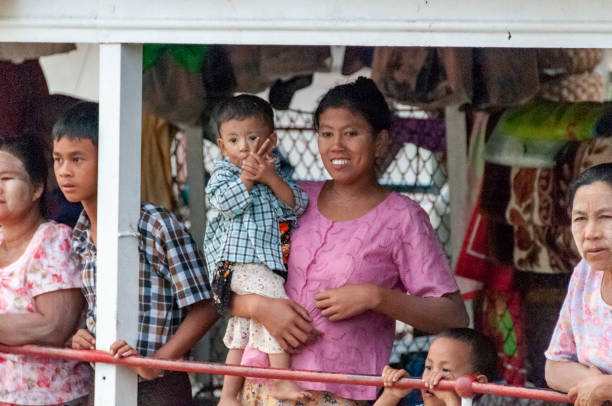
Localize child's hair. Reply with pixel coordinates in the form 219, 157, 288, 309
0, 133, 49, 215
52, 101, 99, 147
216, 94, 275, 136
313, 76, 391, 134
569, 162, 612, 212
437, 328, 500, 381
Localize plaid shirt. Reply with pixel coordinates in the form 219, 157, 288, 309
204, 158, 307, 277
71, 203, 212, 357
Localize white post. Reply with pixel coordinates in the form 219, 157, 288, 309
444, 105, 468, 267
461, 398, 474, 406
96, 43, 142, 406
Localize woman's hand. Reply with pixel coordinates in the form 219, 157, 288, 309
71, 328, 96, 350
315, 284, 379, 321
568, 366, 612, 405
233, 295, 321, 353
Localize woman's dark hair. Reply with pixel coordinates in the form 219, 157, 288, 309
0, 134, 49, 215
52, 101, 99, 147
437, 328, 500, 381
569, 162, 612, 212
313, 77, 391, 134
216, 94, 275, 136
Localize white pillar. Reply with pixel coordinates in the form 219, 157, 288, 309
444, 105, 468, 267
96, 43, 142, 406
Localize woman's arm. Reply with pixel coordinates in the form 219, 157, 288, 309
568, 368, 612, 405
231, 294, 317, 352
545, 358, 592, 392
0, 288, 84, 346
315, 285, 468, 334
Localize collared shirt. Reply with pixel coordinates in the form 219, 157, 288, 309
71, 203, 212, 357
204, 158, 308, 276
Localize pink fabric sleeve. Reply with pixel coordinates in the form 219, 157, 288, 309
545, 273, 577, 362
28, 223, 82, 298
395, 205, 458, 297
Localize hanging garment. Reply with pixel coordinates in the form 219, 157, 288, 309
539, 72, 605, 103
537, 48, 604, 76
141, 112, 176, 211
389, 116, 446, 153
513, 224, 578, 273
371, 47, 473, 109
472, 48, 540, 109
228, 46, 331, 94
0, 43, 75, 63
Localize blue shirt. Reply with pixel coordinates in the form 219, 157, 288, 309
204, 158, 307, 277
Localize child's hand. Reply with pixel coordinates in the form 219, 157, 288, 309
382, 365, 413, 400
424, 371, 461, 406
109, 339, 163, 380
71, 329, 96, 350
241, 139, 278, 186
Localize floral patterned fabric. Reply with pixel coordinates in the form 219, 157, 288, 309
545, 259, 612, 373
0, 222, 90, 405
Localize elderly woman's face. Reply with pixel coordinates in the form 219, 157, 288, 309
317, 107, 384, 184
571, 181, 612, 271
0, 150, 41, 224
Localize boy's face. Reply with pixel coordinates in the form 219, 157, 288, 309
422, 337, 475, 406
53, 137, 98, 205
217, 117, 276, 168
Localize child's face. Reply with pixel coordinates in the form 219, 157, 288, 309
217, 117, 275, 168
422, 337, 475, 406
53, 137, 98, 205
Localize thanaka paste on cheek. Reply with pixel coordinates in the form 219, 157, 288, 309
4, 178, 31, 212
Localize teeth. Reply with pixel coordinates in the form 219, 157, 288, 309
331, 159, 349, 165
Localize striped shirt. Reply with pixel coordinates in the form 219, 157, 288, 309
71, 203, 212, 356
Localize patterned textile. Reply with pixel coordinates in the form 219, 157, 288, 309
539, 72, 605, 103
242, 181, 458, 400
223, 263, 287, 353
537, 49, 604, 75
241, 380, 370, 406
513, 224, 579, 274
71, 203, 211, 357
204, 157, 307, 279
545, 260, 612, 374
0, 222, 90, 405
390, 116, 446, 153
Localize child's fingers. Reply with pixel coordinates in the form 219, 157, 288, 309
248, 137, 261, 153
256, 138, 271, 156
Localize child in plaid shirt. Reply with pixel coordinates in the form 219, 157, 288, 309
204, 95, 309, 405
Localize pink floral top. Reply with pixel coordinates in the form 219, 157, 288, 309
242, 181, 459, 400
0, 222, 90, 405
545, 259, 612, 373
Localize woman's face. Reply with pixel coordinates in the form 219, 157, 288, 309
317, 107, 386, 185
0, 150, 42, 225
571, 181, 612, 272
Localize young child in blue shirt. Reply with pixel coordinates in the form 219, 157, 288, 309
204, 94, 309, 406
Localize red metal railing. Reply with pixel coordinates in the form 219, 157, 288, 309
0, 344, 570, 403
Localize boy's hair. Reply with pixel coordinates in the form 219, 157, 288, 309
52, 101, 99, 146
0, 133, 49, 215
437, 328, 500, 381
215, 94, 275, 136
313, 76, 391, 134
569, 162, 612, 212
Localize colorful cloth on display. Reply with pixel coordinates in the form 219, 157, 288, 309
241, 380, 370, 406
241, 181, 459, 401
390, 116, 446, 153
0, 222, 90, 405
483, 100, 612, 167
71, 204, 212, 357
141, 112, 175, 211
545, 260, 612, 375
475, 288, 526, 386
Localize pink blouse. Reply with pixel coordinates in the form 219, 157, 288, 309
242, 181, 458, 400
0, 222, 90, 405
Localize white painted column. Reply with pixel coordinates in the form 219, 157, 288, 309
444, 105, 468, 267
96, 43, 142, 406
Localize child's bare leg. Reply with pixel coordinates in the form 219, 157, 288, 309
219, 348, 244, 406
268, 352, 313, 402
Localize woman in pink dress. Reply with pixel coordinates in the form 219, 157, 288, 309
0, 135, 90, 405
231, 77, 468, 405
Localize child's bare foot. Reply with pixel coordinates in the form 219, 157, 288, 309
218, 394, 242, 406
270, 379, 313, 402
